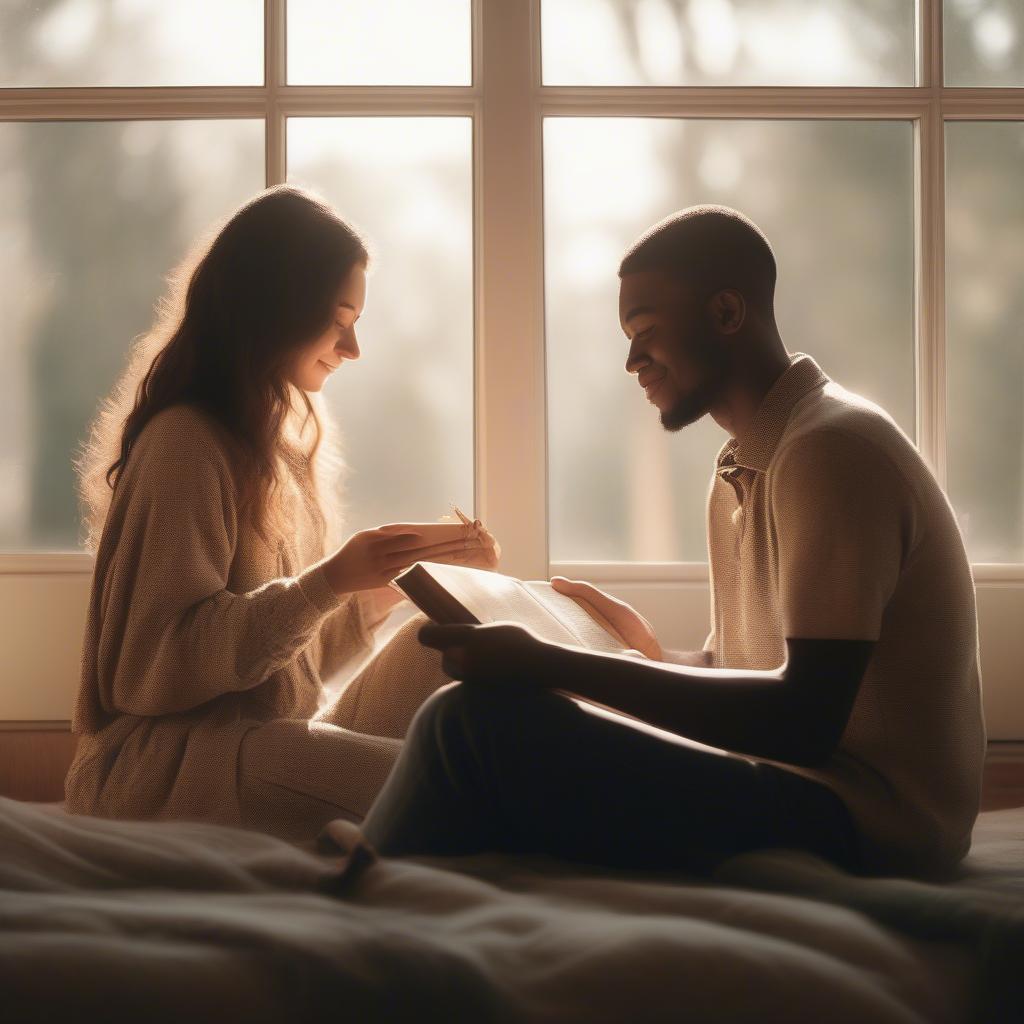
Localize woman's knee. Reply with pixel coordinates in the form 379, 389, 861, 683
319, 610, 447, 736
387, 611, 439, 661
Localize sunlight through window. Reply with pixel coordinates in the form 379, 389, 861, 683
544, 117, 915, 562
0, 0, 263, 87
288, 0, 471, 85
287, 117, 474, 534
541, 0, 915, 86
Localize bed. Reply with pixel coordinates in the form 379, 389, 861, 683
2, 794, 1021, 1023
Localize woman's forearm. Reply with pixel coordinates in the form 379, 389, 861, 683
660, 648, 714, 667
108, 560, 344, 717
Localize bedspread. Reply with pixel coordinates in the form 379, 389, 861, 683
3, 796, 1020, 1023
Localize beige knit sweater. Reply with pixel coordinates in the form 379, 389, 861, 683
65, 403, 376, 827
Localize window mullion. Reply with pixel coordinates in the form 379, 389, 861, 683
914, 0, 946, 486
0, 88, 267, 120
265, 0, 286, 185
539, 87, 925, 117
475, 0, 548, 579
918, 0, 942, 91
915, 104, 947, 488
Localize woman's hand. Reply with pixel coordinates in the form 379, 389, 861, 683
439, 520, 501, 571
550, 576, 663, 661
399, 519, 501, 571
443, 507, 501, 570
417, 621, 557, 687
324, 522, 500, 596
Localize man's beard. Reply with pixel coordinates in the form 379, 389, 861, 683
660, 388, 715, 432
659, 335, 729, 433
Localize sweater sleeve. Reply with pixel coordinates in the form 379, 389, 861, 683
94, 408, 345, 718
316, 592, 374, 681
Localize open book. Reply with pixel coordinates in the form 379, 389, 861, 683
389, 562, 629, 655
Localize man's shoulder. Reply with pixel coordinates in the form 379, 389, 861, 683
773, 381, 920, 478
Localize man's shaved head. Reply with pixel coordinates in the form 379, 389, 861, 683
616, 206, 784, 435
619, 205, 777, 310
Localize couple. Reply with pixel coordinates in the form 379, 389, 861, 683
66, 185, 985, 879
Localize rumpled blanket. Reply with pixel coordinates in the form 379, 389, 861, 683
716, 808, 1024, 1024
3, 795, 1018, 1023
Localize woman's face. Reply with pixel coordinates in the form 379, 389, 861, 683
288, 262, 367, 392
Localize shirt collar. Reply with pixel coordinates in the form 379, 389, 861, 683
715, 353, 830, 475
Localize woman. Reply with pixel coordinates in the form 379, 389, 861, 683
64, 185, 498, 843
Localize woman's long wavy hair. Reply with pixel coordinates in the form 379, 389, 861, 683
77, 184, 370, 554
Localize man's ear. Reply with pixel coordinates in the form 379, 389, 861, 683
707, 289, 745, 335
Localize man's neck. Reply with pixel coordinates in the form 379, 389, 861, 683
709, 337, 791, 440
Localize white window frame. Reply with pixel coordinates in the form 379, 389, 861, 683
1, 0, 1023, 733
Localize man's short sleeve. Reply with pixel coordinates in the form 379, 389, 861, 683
769, 430, 909, 641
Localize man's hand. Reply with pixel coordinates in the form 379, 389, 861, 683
418, 621, 560, 686
550, 577, 663, 661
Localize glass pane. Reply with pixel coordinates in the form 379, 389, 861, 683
945, 0, 1024, 87
542, 0, 915, 86
288, 0, 472, 85
946, 122, 1024, 563
0, 1, 262, 87
545, 117, 915, 562
0, 120, 265, 551
287, 118, 474, 533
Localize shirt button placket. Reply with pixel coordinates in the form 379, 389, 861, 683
725, 468, 746, 559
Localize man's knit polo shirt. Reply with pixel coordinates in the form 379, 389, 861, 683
702, 353, 985, 875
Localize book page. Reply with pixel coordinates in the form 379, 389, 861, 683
521, 581, 628, 654
406, 563, 626, 653
434, 567, 578, 645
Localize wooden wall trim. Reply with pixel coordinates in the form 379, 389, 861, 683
2, 727, 1022, 809
0, 721, 72, 730
0, 729, 78, 803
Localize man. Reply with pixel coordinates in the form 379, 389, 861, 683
361, 206, 986, 878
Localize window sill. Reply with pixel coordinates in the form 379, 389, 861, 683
550, 561, 1024, 585
2, 553, 1024, 584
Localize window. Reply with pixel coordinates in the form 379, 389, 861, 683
537, 0, 1023, 570
287, 0, 472, 85
945, 120, 1024, 562
545, 116, 914, 561
944, 0, 1024, 87
287, 116, 475, 533
1, 0, 1021, 567
0, 1, 264, 87
2, 1, 1024, 734
542, 0, 916, 87
0, 0, 474, 552
0, 119, 265, 550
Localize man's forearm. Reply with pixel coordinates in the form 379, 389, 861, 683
545, 643, 813, 766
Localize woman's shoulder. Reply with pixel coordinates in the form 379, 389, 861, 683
139, 402, 222, 442
126, 404, 237, 495
134, 403, 231, 454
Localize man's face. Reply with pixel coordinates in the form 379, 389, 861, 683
618, 269, 729, 432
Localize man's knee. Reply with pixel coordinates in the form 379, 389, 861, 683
407, 680, 497, 746
408, 680, 574, 757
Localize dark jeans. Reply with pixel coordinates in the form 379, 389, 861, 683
361, 681, 863, 875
